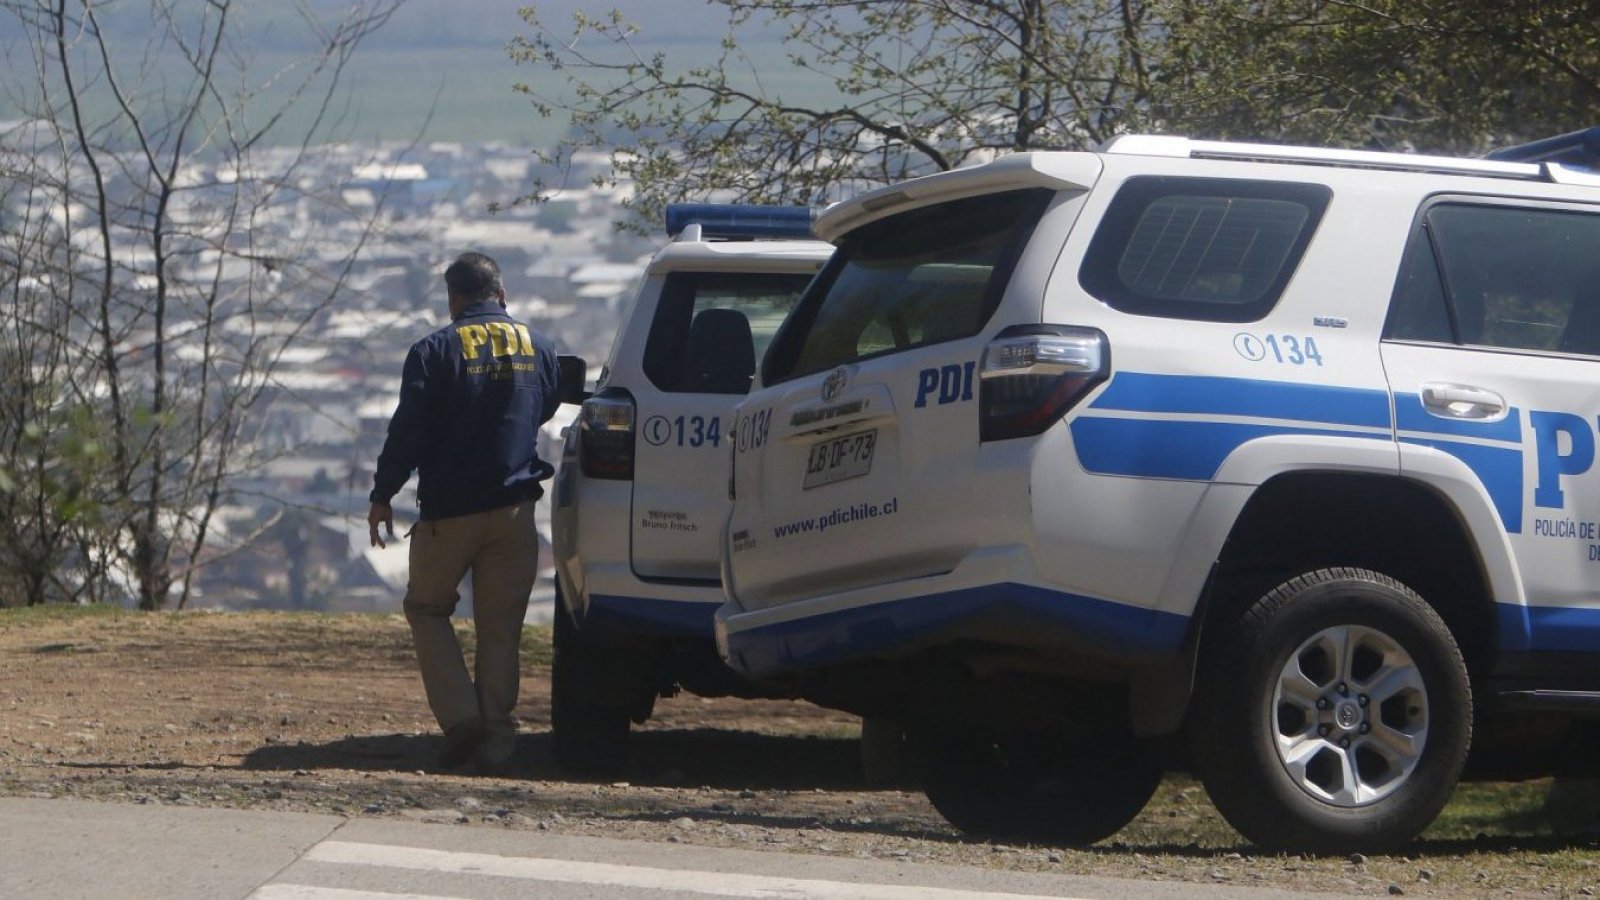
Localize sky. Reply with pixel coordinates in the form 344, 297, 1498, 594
279, 0, 755, 146
0, 0, 768, 148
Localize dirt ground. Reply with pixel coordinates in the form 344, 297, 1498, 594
1, 608, 1597, 898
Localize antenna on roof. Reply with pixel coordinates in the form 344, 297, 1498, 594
1485, 126, 1600, 168
664, 204, 816, 240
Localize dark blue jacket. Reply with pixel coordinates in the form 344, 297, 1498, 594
370, 300, 561, 520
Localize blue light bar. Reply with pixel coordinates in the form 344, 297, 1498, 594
1486, 126, 1600, 168
664, 203, 816, 239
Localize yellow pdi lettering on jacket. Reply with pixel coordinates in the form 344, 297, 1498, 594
457, 324, 490, 360
486, 322, 517, 357
458, 322, 537, 361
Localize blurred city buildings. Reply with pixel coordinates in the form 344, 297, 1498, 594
23, 140, 654, 612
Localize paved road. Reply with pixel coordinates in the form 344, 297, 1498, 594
0, 797, 1354, 900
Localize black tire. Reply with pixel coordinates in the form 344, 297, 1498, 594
550, 586, 632, 777
1191, 567, 1471, 854
916, 727, 1163, 845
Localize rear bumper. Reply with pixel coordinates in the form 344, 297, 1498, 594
716, 546, 1189, 678
559, 560, 723, 640
585, 590, 722, 639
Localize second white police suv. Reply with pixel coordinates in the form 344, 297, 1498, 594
716, 129, 1600, 852
550, 204, 831, 775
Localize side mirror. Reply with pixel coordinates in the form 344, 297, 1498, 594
557, 354, 591, 405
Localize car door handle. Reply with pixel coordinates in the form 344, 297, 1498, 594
1420, 383, 1507, 420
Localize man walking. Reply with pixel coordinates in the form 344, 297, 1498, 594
368, 251, 561, 772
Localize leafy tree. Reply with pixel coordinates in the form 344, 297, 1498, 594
511, 0, 1164, 227
1, 0, 403, 609
512, 0, 1600, 226
0, 144, 115, 607
1157, 0, 1600, 151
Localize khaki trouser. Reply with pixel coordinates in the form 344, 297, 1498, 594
402, 500, 539, 743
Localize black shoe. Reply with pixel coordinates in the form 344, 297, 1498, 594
468, 731, 519, 777
438, 718, 487, 769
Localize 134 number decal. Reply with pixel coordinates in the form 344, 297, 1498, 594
1234, 332, 1324, 367
643, 414, 722, 448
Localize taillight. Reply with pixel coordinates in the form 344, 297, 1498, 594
578, 389, 635, 479
979, 326, 1109, 442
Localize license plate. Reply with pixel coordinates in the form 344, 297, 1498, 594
803, 429, 877, 489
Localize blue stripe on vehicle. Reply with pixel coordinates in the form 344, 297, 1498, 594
1076, 377, 1528, 531
1399, 438, 1524, 534
1071, 418, 1385, 481
1498, 602, 1600, 653
1089, 372, 1393, 429
586, 593, 718, 639
1392, 393, 1525, 532
1394, 393, 1524, 443
722, 583, 1189, 677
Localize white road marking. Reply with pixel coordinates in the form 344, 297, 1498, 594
251, 886, 469, 900
304, 840, 1087, 899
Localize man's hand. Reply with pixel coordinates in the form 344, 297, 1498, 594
368, 501, 396, 548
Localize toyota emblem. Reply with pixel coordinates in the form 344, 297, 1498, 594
821, 367, 849, 402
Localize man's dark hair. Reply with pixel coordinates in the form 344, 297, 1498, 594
444, 252, 503, 302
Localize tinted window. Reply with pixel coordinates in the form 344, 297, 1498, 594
642, 271, 814, 394
764, 189, 1054, 383
1384, 201, 1600, 356
1080, 177, 1331, 322
1384, 229, 1453, 343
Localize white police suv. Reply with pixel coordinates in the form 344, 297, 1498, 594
549, 204, 831, 774
717, 129, 1600, 851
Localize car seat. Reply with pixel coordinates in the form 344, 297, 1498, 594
682, 308, 756, 394
1559, 296, 1600, 356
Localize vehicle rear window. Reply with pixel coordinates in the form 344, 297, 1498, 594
642, 271, 814, 394
1079, 177, 1331, 322
763, 188, 1054, 383
1384, 200, 1600, 356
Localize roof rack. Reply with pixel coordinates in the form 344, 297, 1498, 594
664, 204, 816, 241
1101, 134, 1544, 181
1485, 126, 1600, 168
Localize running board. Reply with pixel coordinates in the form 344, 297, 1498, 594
1494, 689, 1600, 716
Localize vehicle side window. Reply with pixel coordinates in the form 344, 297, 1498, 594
764, 189, 1054, 383
1384, 201, 1600, 356
642, 272, 814, 394
1384, 227, 1454, 343
1079, 177, 1331, 323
